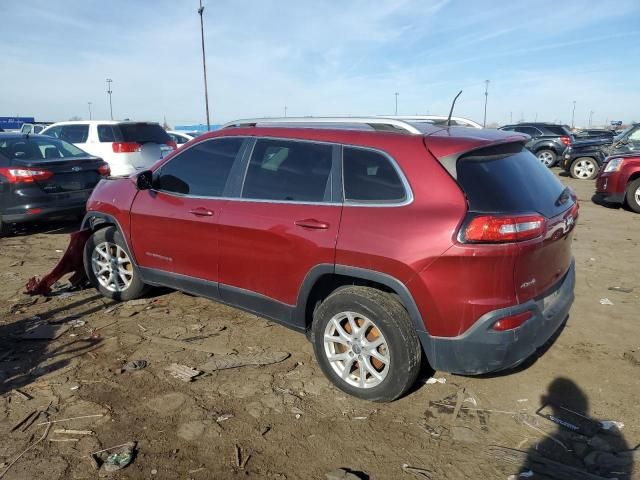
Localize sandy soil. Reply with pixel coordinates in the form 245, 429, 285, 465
0, 171, 638, 480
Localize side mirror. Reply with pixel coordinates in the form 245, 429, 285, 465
136, 170, 153, 190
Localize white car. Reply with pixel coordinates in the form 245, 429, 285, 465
385, 115, 483, 129
40, 121, 176, 176
167, 130, 195, 148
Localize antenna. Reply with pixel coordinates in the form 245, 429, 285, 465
447, 90, 463, 126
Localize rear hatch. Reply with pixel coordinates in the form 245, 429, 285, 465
12, 157, 106, 195
114, 123, 174, 169
453, 142, 577, 302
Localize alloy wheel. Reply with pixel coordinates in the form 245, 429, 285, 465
635, 185, 640, 206
537, 151, 555, 166
91, 241, 134, 292
572, 159, 596, 179
323, 311, 389, 389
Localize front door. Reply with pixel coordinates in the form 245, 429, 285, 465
130, 137, 247, 284
218, 138, 342, 319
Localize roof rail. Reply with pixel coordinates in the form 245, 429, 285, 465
220, 117, 423, 135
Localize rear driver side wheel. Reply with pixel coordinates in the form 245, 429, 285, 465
570, 157, 598, 180
536, 149, 557, 167
84, 226, 149, 301
311, 286, 422, 402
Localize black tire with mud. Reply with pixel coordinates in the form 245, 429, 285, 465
626, 178, 640, 213
83, 226, 149, 301
311, 286, 422, 402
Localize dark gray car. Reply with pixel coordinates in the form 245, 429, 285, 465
499, 123, 573, 167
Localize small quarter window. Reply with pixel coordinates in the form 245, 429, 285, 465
343, 147, 406, 202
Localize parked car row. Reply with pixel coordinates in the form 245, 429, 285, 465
499, 122, 573, 167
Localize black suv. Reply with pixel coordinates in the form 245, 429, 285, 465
561, 123, 640, 179
499, 123, 573, 167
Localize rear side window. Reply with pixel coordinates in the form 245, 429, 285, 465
117, 123, 170, 143
42, 126, 62, 138
60, 125, 89, 143
156, 138, 244, 196
514, 126, 541, 136
343, 147, 405, 202
242, 139, 333, 202
543, 125, 572, 136
457, 144, 567, 218
98, 125, 117, 142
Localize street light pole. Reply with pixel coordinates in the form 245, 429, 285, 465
106, 79, 113, 120
88, 102, 92, 120
589, 110, 594, 127
284, 106, 287, 117
483, 79, 489, 127
198, 0, 211, 131
571, 100, 576, 129
394, 92, 399, 115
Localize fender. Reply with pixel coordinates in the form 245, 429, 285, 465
82, 212, 138, 264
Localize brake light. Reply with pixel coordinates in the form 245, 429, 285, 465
166, 140, 177, 150
462, 214, 546, 243
560, 136, 571, 146
112, 142, 142, 153
493, 311, 533, 331
98, 163, 111, 176
0, 167, 54, 184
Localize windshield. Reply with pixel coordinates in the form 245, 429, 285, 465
614, 125, 637, 141
0, 136, 89, 160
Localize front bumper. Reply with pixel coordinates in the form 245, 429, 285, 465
418, 260, 575, 375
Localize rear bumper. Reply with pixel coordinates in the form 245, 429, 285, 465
2, 205, 85, 224
418, 260, 575, 375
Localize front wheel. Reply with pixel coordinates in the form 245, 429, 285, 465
570, 157, 598, 180
84, 226, 149, 301
536, 149, 557, 167
626, 178, 640, 213
311, 286, 422, 402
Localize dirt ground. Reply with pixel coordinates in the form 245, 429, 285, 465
0, 171, 639, 480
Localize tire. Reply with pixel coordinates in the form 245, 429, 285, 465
570, 157, 598, 180
311, 286, 422, 402
83, 226, 148, 301
626, 178, 640, 213
0, 217, 11, 237
536, 149, 557, 167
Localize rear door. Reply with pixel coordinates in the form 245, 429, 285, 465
217, 138, 342, 311
129, 137, 247, 284
455, 144, 577, 301
60, 124, 91, 153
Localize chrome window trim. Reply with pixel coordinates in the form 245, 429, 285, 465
340, 143, 414, 208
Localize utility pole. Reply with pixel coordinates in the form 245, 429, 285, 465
510, 111, 513, 123
535, 112, 538, 122
198, 0, 211, 131
589, 110, 594, 127
394, 92, 399, 115
571, 100, 576, 129
106, 79, 113, 120
88, 102, 92, 120
483, 80, 489, 127
284, 106, 288, 117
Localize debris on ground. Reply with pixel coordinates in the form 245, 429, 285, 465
623, 349, 640, 366
53, 429, 94, 435
401, 464, 434, 479
199, 351, 290, 371
102, 442, 137, 472
0, 423, 51, 479
145, 335, 232, 355
599, 298, 614, 305
325, 467, 368, 480
12, 389, 32, 401
165, 363, 202, 382
599, 420, 624, 432
216, 413, 234, 423
607, 286, 633, 293
123, 359, 148, 371
536, 402, 601, 436
425, 377, 446, 385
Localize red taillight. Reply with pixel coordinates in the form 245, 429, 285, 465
98, 163, 111, 176
0, 167, 54, 184
493, 311, 533, 331
462, 214, 546, 243
166, 140, 177, 150
560, 136, 571, 146
112, 142, 141, 153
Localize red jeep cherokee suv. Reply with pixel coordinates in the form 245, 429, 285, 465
79, 117, 577, 402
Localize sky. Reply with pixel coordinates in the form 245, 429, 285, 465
1, 0, 639, 127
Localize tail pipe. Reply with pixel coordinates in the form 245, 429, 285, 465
25, 229, 92, 295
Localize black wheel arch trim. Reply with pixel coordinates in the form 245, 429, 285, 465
81, 212, 138, 264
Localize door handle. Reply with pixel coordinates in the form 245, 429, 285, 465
189, 207, 214, 217
294, 218, 329, 229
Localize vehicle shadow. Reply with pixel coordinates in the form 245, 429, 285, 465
517, 377, 635, 479
0, 294, 103, 397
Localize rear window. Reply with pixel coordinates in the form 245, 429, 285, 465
456, 144, 568, 218
116, 123, 170, 144
0, 137, 88, 160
